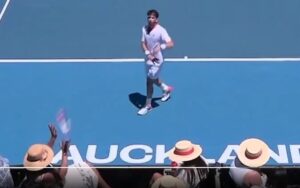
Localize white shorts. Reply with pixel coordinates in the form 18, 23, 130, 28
145, 55, 164, 79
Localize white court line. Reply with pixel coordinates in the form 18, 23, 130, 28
0, 0, 11, 23
0, 57, 299, 63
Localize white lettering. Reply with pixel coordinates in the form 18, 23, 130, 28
270, 145, 289, 164
290, 145, 300, 164
120, 145, 152, 164
155, 145, 169, 164
86, 145, 118, 164
218, 145, 238, 164
49, 144, 299, 165
52, 145, 83, 164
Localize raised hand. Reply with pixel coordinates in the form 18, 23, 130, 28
48, 124, 57, 148
48, 124, 57, 138
61, 140, 70, 155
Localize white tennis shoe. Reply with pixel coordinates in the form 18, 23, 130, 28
137, 105, 152, 116
161, 86, 173, 102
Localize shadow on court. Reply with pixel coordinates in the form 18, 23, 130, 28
128, 92, 160, 109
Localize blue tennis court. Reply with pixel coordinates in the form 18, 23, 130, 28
2, 1, 300, 188
1, 0, 300, 167
0, 61, 300, 166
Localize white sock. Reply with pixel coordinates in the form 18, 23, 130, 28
146, 98, 152, 106
160, 83, 168, 91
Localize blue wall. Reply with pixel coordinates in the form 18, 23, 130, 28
0, 0, 299, 58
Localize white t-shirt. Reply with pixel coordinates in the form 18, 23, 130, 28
141, 24, 171, 57
0, 156, 14, 187
229, 160, 253, 186
229, 159, 267, 187
176, 169, 201, 188
64, 162, 98, 188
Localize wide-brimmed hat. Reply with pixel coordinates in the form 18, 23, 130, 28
237, 138, 270, 168
23, 144, 54, 171
151, 175, 187, 188
168, 140, 202, 163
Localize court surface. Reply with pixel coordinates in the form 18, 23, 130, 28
1, 0, 300, 167
0, 61, 300, 166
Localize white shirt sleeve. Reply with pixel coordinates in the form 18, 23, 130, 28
141, 27, 146, 42
161, 28, 171, 43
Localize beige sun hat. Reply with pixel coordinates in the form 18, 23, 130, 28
151, 175, 188, 188
23, 144, 54, 171
168, 140, 202, 163
237, 138, 270, 168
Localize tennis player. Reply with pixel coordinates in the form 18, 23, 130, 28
138, 9, 174, 116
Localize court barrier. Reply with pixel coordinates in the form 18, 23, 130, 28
7, 165, 300, 188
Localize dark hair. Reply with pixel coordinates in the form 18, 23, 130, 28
147, 9, 159, 18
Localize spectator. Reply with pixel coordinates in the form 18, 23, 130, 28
64, 161, 111, 188
0, 155, 14, 188
168, 140, 209, 188
20, 124, 69, 188
151, 175, 187, 188
150, 140, 209, 188
230, 138, 270, 188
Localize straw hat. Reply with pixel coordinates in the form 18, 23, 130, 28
151, 175, 187, 188
168, 140, 202, 163
237, 138, 270, 168
23, 144, 54, 171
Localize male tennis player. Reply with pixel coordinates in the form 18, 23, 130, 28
138, 9, 174, 116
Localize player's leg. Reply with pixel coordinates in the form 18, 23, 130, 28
154, 79, 172, 91
146, 77, 154, 106
138, 62, 155, 115
138, 77, 153, 115
154, 78, 167, 90
154, 78, 173, 102
152, 58, 173, 102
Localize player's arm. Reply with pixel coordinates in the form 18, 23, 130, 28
160, 28, 174, 50
142, 41, 156, 62
141, 28, 156, 61
141, 41, 150, 55
164, 39, 174, 49
141, 27, 151, 56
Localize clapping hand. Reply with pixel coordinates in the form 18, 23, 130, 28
48, 124, 57, 139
